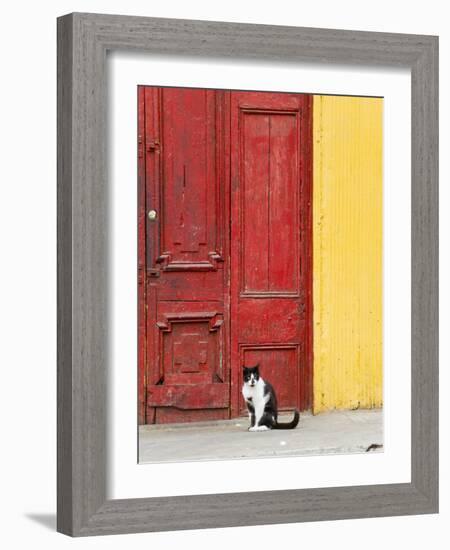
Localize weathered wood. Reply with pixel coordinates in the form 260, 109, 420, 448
229, 91, 313, 416
139, 87, 313, 423
148, 384, 229, 409
140, 87, 230, 423
138, 86, 147, 425
312, 96, 383, 412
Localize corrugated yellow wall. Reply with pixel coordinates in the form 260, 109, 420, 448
313, 95, 383, 413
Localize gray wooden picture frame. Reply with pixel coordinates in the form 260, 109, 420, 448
57, 12, 438, 537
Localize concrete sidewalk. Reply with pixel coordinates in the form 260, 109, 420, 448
139, 408, 383, 463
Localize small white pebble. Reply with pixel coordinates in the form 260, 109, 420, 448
280, 441, 287, 446
235, 423, 241, 427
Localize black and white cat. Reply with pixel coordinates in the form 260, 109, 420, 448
242, 365, 300, 431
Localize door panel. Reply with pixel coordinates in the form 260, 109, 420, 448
241, 110, 299, 294
145, 87, 226, 272
139, 86, 230, 424
157, 88, 224, 270
239, 345, 300, 412
156, 303, 225, 387
230, 91, 312, 417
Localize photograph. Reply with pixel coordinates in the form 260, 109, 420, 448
1, 0, 442, 543
137, 85, 383, 463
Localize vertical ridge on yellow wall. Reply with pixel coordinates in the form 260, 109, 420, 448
313, 95, 383, 413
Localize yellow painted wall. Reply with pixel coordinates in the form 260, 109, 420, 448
313, 95, 383, 413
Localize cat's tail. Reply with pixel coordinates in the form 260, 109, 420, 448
274, 410, 300, 430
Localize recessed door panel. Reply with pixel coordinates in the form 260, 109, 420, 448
241, 110, 299, 295
239, 345, 300, 413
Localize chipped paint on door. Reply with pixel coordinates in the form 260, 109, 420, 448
139, 87, 313, 424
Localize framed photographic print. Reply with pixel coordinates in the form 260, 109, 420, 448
57, 12, 438, 536
135, 85, 383, 463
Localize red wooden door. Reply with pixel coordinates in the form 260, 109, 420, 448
229, 91, 312, 417
138, 86, 230, 424
138, 87, 312, 424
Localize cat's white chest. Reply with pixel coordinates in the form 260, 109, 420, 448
242, 380, 264, 403
242, 379, 269, 430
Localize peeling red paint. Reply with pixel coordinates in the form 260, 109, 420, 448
138, 87, 312, 424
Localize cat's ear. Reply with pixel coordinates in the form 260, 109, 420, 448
254, 363, 260, 370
